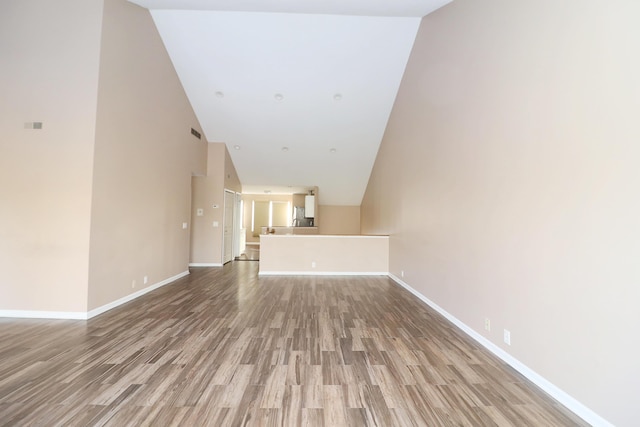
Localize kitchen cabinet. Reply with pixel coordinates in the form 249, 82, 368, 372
305, 195, 315, 218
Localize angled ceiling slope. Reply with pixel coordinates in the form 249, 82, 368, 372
129, 0, 452, 205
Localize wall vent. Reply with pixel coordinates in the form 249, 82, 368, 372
190, 128, 201, 139
24, 122, 43, 129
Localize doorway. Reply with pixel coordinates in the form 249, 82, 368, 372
223, 189, 235, 264
234, 192, 243, 258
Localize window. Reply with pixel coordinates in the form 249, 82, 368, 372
251, 200, 291, 235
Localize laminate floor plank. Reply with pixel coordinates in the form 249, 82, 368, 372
0, 262, 588, 426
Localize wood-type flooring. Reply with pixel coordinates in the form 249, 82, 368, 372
0, 262, 588, 426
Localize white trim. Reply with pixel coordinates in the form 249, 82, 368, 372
387, 273, 613, 427
260, 234, 388, 239
259, 271, 388, 276
87, 270, 190, 319
0, 310, 88, 320
1, 271, 191, 321
189, 263, 223, 267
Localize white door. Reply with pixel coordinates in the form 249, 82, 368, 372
223, 190, 235, 264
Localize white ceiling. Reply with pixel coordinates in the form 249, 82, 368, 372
129, 0, 452, 205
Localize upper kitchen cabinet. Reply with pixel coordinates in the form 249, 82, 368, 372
305, 195, 315, 218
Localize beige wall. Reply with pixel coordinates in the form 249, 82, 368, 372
318, 205, 360, 235
292, 193, 306, 210
0, 0, 104, 313
224, 145, 242, 193
361, 1, 640, 425
190, 143, 241, 265
191, 144, 224, 265
88, 0, 207, 310
260, 235, 388, 275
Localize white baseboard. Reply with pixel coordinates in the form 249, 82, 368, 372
0, 310, 88, 320
86, 270, 190, 319
0, 270, 190, 321
259, 271, 388, 276
387, 273, 612, 427
189, 263, 223, 267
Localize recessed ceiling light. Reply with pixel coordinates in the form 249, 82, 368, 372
281, 146, 289, 152
329, 148, 337, 153
234, 145, 241, 150
333, 93, 342, 101
274, 93, 284, 101
215, 91, 224, 98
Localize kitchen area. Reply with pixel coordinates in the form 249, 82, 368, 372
261, 190, 318, 236
238, 187, 319, 260
238, 186, 386, 275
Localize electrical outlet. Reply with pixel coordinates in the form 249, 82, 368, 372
484, 318, 491, 331
311, 261, 316, 268
144, 276, 148, 285
401, 270, 404, 278
182, 222, 188, 229
504, 329, 511, 345
132, 280, 136, 289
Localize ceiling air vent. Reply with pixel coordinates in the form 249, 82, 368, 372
190, 128, 201, 139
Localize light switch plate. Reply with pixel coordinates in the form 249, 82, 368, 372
182, 222, 188, 229
213, 221, 219, 227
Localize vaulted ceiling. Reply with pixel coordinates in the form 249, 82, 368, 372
128, 0, 453, 204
